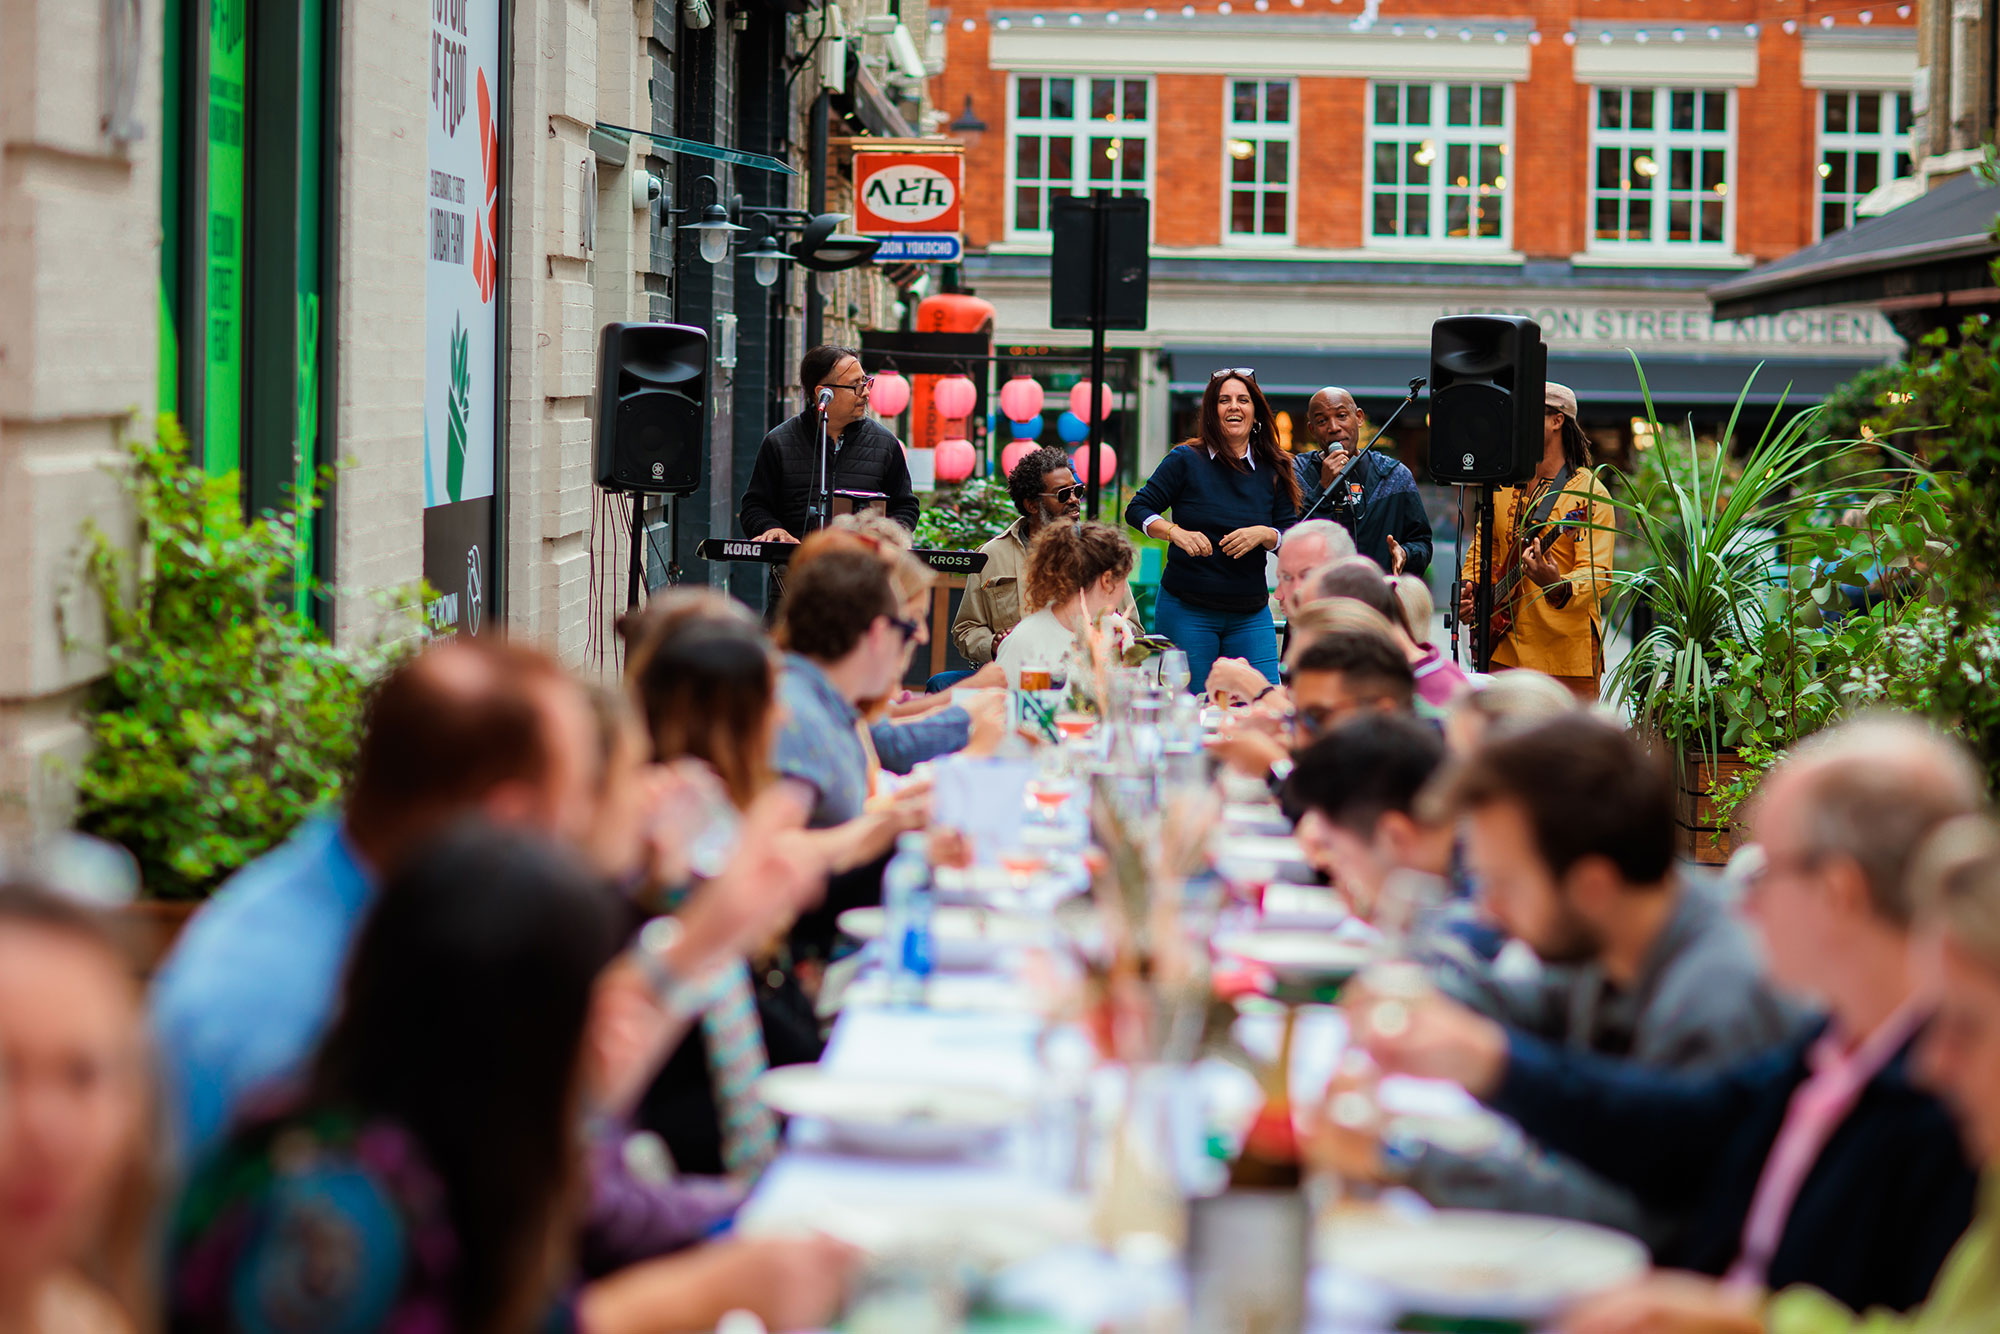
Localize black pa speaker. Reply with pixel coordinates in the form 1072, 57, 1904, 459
1050, 195, 1150, 331
1426, 315, 1546, 485
593, 322, 709, 494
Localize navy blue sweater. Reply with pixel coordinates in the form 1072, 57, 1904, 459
1126, 445, 1298, 613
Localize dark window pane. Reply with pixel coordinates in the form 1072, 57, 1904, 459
1671, 90, 1695, 131
1016, 187, 1040, 230
1265, 140, 1289, 184
1124, 81, 1147, 120
1700, 200, 1724, 242
1856, 153, 1880, 193
1375, 141, 1401, 184
1122, 138, 1145, 181
1822, 201, 1846, 235
1407, 84, 1430, 125
1669, 148, 1693, 191
1407, 193, 1430, 235
1596, 196, 1622, 239
1267, 81, 1290, 123
1016, 136, 1041, 180
1088, 137, 1115, 181
1896, 95, 1913, 134
1895, 152, 1913, 178
1233, 81, 1259, 122
1447, 143, 1469, 186
1702, 150, 1726, 192
1598, 88, 1622, 129
1445, 194, 1470, 237
1627, 196, 1649, 237
1480, 143, 1504, 187
1631, 90, 1654, 130
1857, 92, 1881, 133
1374, 83, 1400, 125
1374, 192, 1401, 235
1668, 198, 1692, 242
1447, 85, 1472, 126
1231, 148, 1256, 182
1262, 191, 1287, 234
1232, 191, 1258, 233
1407, 142, 1431, 183
1824, 93, 1849, 133
1017, 78, 1043, 120
1479, 203, 1503, 238
1480, 85, 1505, 127
1703, 91, 1728, 132
1049, 78, 1074, 119
1092, 80, 1118, 120
1048, 137, 1073, 180
1596, 147, 1621, 190
1824, 153, 1848, 191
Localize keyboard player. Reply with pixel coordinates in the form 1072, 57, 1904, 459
739, 344, 920, 542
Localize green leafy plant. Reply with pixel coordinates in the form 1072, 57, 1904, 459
65, 417, 413, 899
913, 473, 1018, 549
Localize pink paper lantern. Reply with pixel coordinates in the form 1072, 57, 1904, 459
869, 370, 912, 417
933, 375, 978, 421
1000, 439, 1040, 476
997, 376, 1046, 423
1068, 380, 1113, 423
935, 437, 977, 483
1071, 444, 1118, 484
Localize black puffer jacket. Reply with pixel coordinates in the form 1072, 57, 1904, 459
739, 410, 920, 537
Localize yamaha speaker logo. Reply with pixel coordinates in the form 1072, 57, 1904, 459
465, 545, 484, 635
1461, 452, 1475, 471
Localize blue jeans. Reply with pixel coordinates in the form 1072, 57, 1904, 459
1151, 585, 1280, 694
925, 668, 975, 693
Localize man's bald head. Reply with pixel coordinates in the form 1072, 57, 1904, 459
1306, 387, 1362, 451
347, 640, 596, 866
1756, 714, 1986, 927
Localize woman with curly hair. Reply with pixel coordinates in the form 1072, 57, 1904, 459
995, 520, 1137, 690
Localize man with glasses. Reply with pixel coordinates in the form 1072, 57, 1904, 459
740, 345, 920, 544
944, 446, 1137, 687
1293, 386, 1433, 577
1208, 628, 1414, 784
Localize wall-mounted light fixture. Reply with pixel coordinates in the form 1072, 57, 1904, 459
674, 175, 751, 263
948, 95, 988, 151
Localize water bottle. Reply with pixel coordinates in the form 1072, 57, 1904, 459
882, 833, 934, 1007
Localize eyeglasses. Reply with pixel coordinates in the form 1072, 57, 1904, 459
825, 376, 874, 396
1211, 367, 1258, 381
1043, 484, 1085, 504
888, 613, 923, 644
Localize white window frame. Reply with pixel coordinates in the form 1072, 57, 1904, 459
1587, 86, 1736, 256
1816, 90, 1913, 239
1363, 80, 1514, 252
1222, 77, 1297, 248
1005, 73, 1155, 242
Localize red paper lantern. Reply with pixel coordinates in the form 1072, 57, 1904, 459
936, 437, 977, 483
1071, 444, 1118, 484
1068, 381, 1113, 423
869, 371, 912, 417
1000, 439, 1040, 476
997, 376, 1046, 423
933, 375, 978, 421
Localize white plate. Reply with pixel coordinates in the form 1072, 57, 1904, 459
1259, 882, 1351, 929
754, 1065, 1032, 1157
932, 860, 1087, 907
1211, 833, 1315, 883
1222, 802, 1294, 835
740, 1186, 1087, 1270
1322, 1210, 1649, 1321
837, 905, 1050, 969
840, 971, 1049, 1014
1214, 929, 1375, 988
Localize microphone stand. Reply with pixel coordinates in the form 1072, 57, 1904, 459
1297, 376, 1428, 527
807, 388, 835, 534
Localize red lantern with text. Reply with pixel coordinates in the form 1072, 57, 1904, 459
936, 437, 977, 483
934, 375, 978, 422
869, 371, 912, 418
1000, 439, 1040, 476
998, 376, 1045, 423
1068, 381, 1113, 423
1071, 444, 1117, 485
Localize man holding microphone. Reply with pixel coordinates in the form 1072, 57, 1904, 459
1291, 386, 1433, 577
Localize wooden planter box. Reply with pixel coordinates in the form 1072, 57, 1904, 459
1675, 751, 1752, 867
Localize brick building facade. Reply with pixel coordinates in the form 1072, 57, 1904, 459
930, 0, 1915, 474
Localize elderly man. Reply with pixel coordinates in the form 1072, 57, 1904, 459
1358, 716, 1984, 1316
1205, 517, 1352, 703
1292, 386, 1433, 576
947, 445, 1136, 681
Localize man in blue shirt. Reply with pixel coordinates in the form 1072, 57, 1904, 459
1292, 386, 1434, 577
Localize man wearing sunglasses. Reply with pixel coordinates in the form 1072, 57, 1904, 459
946, 446, 1137, 684
740, 345, 920, 544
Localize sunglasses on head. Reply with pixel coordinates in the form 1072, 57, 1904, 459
1211, 367, 1258, 381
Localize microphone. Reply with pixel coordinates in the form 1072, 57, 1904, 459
1407, 375, 1428, 396
816, 386, 835, 410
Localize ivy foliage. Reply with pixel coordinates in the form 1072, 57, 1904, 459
68, 418, 414, 899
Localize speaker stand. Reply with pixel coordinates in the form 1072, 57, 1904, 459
1471, 482, 1496, 674
1084, 189, 1110, 521
627, 492, 649, 612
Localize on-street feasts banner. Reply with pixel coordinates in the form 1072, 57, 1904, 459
424, 0, 501, 636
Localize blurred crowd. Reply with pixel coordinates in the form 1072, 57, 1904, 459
2, 463, 1998, 1334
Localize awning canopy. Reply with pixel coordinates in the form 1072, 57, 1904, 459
1708, 173, 2000, 321
1162, 347, 1869, 407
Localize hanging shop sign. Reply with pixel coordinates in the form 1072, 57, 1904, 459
424, 0, 504, 636
854, 147, 962, 263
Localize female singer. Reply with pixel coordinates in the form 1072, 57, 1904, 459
1126, 368, 1300, 692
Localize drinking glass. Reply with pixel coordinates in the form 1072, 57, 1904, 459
1159, 648, 1192, 696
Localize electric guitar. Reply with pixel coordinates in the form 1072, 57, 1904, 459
1489, 482, 1590, 644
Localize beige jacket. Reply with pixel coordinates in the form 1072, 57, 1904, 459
951, 516, 1139, 664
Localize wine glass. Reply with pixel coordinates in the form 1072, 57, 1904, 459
1159, 648, 1192, 696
